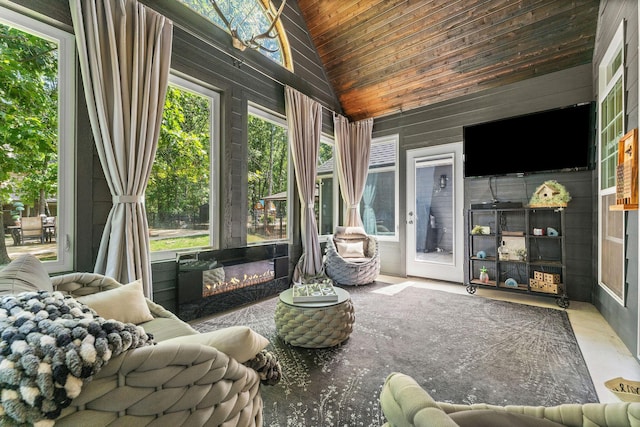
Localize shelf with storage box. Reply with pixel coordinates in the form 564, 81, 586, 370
466, 207, 568, 308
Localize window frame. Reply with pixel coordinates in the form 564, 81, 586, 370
0, 6, 76, 273
359, 134, 399, 242
175, 0, 293, 71
247, 103, 292, 245
597, 19, 626, 306
149, 72, 221, 262
316, 134, 339, 242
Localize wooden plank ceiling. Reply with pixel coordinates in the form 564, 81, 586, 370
297, 0, 600, 121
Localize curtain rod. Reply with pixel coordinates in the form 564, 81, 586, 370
171, 20, 339, 117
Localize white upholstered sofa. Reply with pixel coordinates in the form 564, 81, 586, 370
0, 254, 279, 426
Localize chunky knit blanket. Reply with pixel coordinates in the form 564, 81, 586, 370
0, 291, 154, 426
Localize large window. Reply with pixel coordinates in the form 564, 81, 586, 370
147, 74, 220, 260
359, 135, 398, 240
0, 7, 75, 273
247, 104, 289, 244
598, 21, 625, 304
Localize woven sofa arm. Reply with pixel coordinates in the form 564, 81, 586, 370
435, 401, 640, 427
56, 343, 263, 426
51, 271, 123, 295
382, 372, 640, 427
380, 372, 458, 427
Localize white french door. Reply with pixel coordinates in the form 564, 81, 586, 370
406, 143, 463, 282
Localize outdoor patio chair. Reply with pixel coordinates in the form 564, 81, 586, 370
16, 216, 46, 244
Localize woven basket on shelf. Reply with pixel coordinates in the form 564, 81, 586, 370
605, 377, 640, 402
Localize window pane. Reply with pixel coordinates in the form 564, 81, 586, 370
317, 141, 334, 236
177, 0, 288, 68
1, 13, 74, 272
360, 138, 397, 237
599, 75, 623, 190
147, 82, 213, 254
247, 111, 288, 244
361, 170, 395, 235
318, 177, 334, 235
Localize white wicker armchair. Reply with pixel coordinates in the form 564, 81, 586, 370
324, 227, 380, 286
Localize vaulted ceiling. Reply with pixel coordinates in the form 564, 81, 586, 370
296, 0, 600, 121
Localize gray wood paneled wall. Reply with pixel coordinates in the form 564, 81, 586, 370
464, 171, 593, 303
371, 63, 595, 301
591, 0, 639, 357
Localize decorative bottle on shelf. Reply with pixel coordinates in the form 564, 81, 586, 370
479, 266, 489, 283
498, 243, 509, 261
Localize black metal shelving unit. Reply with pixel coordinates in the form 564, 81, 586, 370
466, 207, 569, 308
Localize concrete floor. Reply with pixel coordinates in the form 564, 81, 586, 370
377, 274, 640, 404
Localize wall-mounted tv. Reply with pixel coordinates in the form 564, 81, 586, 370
463, 102, 595, 178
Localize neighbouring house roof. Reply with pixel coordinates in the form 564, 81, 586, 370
317, 141, 395, 175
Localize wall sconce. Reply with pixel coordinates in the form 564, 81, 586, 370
439, 174, 447, 189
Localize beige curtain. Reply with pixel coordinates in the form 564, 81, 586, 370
285, 86, 323, 281
334, 114, 374, 227
69, 0, 173, 297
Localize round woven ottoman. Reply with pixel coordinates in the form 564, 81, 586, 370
275, 287, 355, 348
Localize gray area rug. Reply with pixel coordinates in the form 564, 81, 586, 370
192, 281, 598, 427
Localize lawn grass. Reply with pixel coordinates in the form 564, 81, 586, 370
149, 233, 268, 251
149, 234, 209, 251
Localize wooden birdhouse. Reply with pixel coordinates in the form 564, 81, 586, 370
535, 184, 559, 200
529, 180, 571, 207
610, 128, 638, 211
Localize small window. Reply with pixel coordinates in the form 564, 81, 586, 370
176, 0, 293, 70
317, 135, 398, 240
247, 104, 289, 244
316, 137, 337, 238
360, 135, 399, 240
147, 74, 220, 261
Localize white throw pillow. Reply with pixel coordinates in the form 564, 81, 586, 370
0, 254, 53, 294
77, 279, 154, 325
334, 226, 367, 239
157, 326, 269, 363
336, 240, 365, 258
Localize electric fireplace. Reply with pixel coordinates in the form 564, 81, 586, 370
176, 244, 289, 321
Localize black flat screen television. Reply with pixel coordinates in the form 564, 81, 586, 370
463, 102, 595, 178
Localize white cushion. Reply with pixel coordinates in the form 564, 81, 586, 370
77, 279, 154, 325
336, 240, 366, 258
0, 254, 53, 294
157, 326, 269, 363
334, 226, 367, 239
